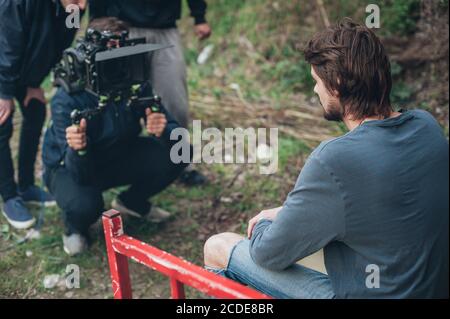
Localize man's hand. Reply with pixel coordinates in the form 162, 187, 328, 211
24, 87, 46, 107
247, 206, 283, 239
194, 23, 212, 40
146, 108, 167, 137
0, 98, 15, 125
66, 118, 87, 151
60, 0, 87, 10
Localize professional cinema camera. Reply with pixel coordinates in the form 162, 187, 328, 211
53, 28, 170, 125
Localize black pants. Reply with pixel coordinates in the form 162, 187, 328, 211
45, 137, 188, 236
0, 89, 47, 201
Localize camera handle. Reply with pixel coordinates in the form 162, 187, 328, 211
70, 110, 87, 156
141, 95, 162, 113
149, 95, 162, 113
70, 100, 105, 156
68, 93, 162, 155
128, 84, 163, 114
131, 95, 162, 139
128, 94, 163, 115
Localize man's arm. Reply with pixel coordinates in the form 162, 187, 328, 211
187, 0, 207, 25
0, 0, 27, 99
249, 155, 346, 271
51, 91, 95, 185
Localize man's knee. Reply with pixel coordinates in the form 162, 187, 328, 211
66, 195, 103, 216
59, 188, 104, 231
204, 232, 243, 269
146, 141, 188, 178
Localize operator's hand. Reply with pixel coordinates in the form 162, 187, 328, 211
247, 207, 283, 239
24, 87, 46, 107
66, 118, 87, 151
194, 23, 212, 40
146, 108, 167, 138
0, 98, 15, 125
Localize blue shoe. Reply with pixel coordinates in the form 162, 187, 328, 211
2, 197, 36, 230
18, 185, 56, 207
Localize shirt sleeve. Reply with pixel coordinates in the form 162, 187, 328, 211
0, 0, 27, 99
51, 91, 95, 185
187, 0, 207, 25
249, 155, 347, 271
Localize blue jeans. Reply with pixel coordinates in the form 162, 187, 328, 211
207, 239, 335, 299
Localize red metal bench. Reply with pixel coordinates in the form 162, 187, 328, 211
102, 210, 272, 299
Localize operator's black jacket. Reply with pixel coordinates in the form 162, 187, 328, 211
0, 0, 80, 99
89, 0, 207, 29
42, 83, 185, 185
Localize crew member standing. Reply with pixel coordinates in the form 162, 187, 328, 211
90, 0, 211, 185
0, 0, 86, 229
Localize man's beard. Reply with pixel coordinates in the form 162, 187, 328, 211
323, 101, 343, 122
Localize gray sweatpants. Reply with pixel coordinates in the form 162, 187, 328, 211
130, 27, 189, 129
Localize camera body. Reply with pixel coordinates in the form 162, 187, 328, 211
53, 28, 168, 98
54, 28, 169, 130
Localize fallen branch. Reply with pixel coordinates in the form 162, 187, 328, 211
316, 0, 330, 28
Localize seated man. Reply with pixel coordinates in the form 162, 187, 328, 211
203, 19, 449, 299
42, 18, 189, 256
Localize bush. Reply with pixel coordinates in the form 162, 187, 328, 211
379, 0, 421, 36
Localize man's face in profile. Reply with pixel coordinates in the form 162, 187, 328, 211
311, 67, 343, 122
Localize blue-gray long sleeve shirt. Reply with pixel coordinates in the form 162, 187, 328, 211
250, 110, 449, 299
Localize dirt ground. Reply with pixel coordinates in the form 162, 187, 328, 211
0, 0, 447, 299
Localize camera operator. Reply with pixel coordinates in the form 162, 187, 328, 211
89, 0, 211, 186
0, 0, 86, 230
42, 18, 189, 256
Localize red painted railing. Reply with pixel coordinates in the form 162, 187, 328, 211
102, 210, 272, 299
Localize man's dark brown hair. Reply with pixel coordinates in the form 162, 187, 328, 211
88, 17, 130, 33
304, 18, 393, 120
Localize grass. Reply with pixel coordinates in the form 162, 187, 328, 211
1, 0, 447, 298
182, 0, 442, 114
324, 0, 421, 36
0, 128, 312, 299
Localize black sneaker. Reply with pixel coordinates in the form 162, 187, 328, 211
178, 169, 208, 186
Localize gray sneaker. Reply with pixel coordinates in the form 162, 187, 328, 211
111, 198, 171, 223
63, 233, 88, 256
